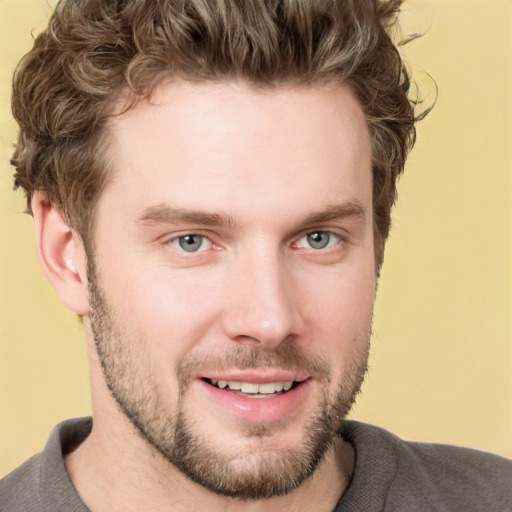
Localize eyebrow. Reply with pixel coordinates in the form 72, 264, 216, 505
136, 200, 367, 229
298, 201, 367, 227
136, 204, 236, 228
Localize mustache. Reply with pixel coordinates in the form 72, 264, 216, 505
177, 343, 332, 384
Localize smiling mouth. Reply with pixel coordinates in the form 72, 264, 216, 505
202, 378, 305, 398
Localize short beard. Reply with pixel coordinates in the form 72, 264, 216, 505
166, 379, 364, 499
87, 255, 369, 500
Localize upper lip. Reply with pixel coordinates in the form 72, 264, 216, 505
198, 370, 310, 384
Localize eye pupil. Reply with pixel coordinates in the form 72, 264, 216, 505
178, 235, 203, 252
307, 232, 330, 249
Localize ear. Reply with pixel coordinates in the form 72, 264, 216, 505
31, 192, 90, 316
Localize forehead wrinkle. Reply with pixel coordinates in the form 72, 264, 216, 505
136, 203, 237, 228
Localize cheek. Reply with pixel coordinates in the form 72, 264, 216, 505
298, 265, 375, 345
305, 270, 374, 392
103, 264, 223, 354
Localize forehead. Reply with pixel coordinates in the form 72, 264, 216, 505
100, 81, 372, 224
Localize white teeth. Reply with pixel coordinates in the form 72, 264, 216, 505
211, 379, 296, 394
240, 383, 260, 393
274, 382, 284, 392
258, 382, 278, 394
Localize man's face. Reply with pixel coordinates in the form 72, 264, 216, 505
86, 82, 375, 498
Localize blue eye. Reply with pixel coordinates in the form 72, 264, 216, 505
170, 234, 211, 252
299, 231, 339, 250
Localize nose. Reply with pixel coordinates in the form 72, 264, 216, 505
221, 249, 304, 349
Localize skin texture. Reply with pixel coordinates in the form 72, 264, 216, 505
34, 81, 376, 511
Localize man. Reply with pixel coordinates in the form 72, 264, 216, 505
1, 0, 510, 511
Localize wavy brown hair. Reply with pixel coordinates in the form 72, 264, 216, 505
11, 0, 420, 271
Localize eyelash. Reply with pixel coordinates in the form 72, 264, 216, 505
167, 234, 213, 253
167, 230, 342, 254
294, 231, 341, 251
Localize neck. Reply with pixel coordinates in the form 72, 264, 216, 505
65, 415, 354, 512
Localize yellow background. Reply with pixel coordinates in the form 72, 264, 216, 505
1, 0, 510, 476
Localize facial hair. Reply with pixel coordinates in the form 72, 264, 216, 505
87, 258, 370, 500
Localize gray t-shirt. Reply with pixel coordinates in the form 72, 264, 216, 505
1, 417, 511, 511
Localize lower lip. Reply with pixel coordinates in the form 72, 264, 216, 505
196, 379, 312, 423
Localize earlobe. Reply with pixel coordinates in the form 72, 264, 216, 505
31, 193, 90, 316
